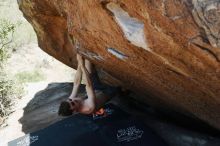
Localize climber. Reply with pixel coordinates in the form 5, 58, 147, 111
58, 54, 120, 116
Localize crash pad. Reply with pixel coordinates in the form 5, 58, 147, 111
9, 104, 168, 146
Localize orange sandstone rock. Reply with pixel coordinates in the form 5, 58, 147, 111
18, 0, 220, 130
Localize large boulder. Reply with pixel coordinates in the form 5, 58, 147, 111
18, 0, 220, 130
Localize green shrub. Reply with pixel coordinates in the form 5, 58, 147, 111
0, 19, 15, 65
0, 73, 15, 117
0, 19, 22, 126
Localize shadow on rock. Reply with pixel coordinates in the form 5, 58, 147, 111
19, 82, 85, 134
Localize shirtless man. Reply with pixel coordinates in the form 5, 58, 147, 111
58, 54, 120, 116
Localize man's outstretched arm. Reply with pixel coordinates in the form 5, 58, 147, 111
69, 54, 83, 100
80, 60, 96, 114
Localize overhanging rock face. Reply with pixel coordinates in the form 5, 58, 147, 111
18, 0, 220, 130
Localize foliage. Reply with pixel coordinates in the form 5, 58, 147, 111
0, 19, 20, 126
0, 73, 19, 119
0, 19, 15, 66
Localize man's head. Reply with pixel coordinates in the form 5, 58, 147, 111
58, 100, 80, 116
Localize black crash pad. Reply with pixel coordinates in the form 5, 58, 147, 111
9, 104, 168, 146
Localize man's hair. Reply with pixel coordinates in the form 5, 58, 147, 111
58, 101, 73, 116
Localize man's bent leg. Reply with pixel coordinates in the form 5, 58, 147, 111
85, 59, 92, 74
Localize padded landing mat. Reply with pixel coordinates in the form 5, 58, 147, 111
9, 104, 168, 146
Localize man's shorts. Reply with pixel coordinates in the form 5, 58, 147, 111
90, 70, 120, 97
